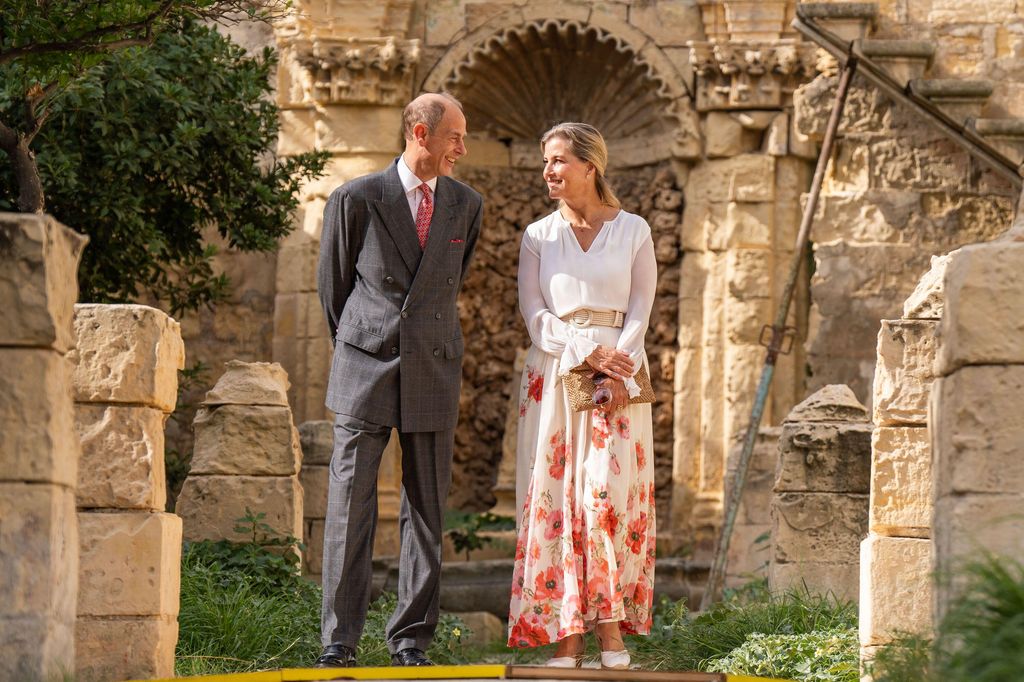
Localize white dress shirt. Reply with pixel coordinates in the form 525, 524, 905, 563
397, 155, 437, 222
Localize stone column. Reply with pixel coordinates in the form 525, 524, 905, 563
272, 2, 419, 424
298, 419, 402, 584
0, 213, 86, 680
769, 385, 871, 601
176, 361, 303, 549
724, 427, 780, 588
70, 304, 185, 682
931, 241, 1024, 624
859, 257, 945, 663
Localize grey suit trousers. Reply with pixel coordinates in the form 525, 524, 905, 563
320, 413, 453, 653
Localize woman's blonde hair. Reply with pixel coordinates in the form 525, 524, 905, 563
540, 122, 621, 209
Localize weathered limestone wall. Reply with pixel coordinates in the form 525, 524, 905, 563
859, 257, 945, 662
0, 213, 86, 681
298, 420, 402, 583
795, 1, 1021, 406
724, 428, 781, 587
176, 361, 304, 549
931, 241, 1024, 623
70, 304, 185, 682
769, 385, 871, 602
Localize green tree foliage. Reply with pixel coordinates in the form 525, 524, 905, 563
0, 20, 328, 312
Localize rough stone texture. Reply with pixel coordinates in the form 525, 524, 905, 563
870, 427, 932, 538
903, 253, 951, 320
859, 534, 932, 645
304, 518, 325, 576
873, 320, 938, 426
775, 422, 872, 494
77, 511, 181, 617
299, 420, 334, 466
937, 242, 1024, 374
0, 349, 77, 487
75, 615, 177, 682
300, 465, 329, 519
449, 610, 505, 647
932, 366, 1024, 496
770, 560, 861, 603
0, 212, 87, 352
70, 304, 185, 412
176, 474, 303, 543
724, 428, 779, 586
189, 405, 301, 476
784, 384, 868, 424
772, 492, 870, 563
76, 405, 167, 510
0, 482, 77, 681
203, 359, 290, 407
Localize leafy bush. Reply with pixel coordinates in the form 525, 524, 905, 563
706, 629, 858, 681
444, 510, 515, 560
871, 554, 1024, 682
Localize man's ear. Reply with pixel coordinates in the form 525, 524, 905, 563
413, 121, 430, 145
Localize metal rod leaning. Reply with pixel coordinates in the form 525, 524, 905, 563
699, 55, 860, 612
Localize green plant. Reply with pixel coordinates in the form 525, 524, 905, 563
164, 360, 209, 509
444, 510, 515, 561
706, 628, 859, 681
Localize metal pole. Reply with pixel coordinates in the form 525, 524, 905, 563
699, 56, 860, 612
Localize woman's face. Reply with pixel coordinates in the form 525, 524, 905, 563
542, 137, 592, 203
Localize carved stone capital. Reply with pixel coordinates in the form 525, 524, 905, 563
689, 40, 819, 111
278, 36, 420, 106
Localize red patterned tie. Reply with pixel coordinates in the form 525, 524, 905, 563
415, 183, 433, 249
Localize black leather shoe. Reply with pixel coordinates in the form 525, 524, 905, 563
314, 644, 357, 668
390, 647, 433, 666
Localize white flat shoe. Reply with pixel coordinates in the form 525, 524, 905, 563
545, 655, 583, 668
600, 649, 630, 670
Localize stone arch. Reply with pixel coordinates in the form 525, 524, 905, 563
420, 10, 700, 165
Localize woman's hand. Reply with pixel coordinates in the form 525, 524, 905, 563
584, 346, 633, 381
598, 379, 629, 415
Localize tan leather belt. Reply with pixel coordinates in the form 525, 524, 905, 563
560, 309, 625, 328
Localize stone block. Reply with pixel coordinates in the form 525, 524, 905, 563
937, 242, 1024, 374
315, 105, 403, 154
70, 304, 184, 412
190, 405, 299, 476
461, 136, 511, 167
932, 366, 1024, 496
0, 612, 75, 682
724, 202, 773, 249
725, 522, 771, 581
275, 239, 319, 294
784, 384, 869, 423
859, 534, 931, 646
772, 492, 868, 563
76, 405, 167, 510
776, 422, 872, 494
870, 427, 931, 538
78, 511, 181, 617
769, 559, 859, 603
304, 518, 325, 575
424, 0, 466, 46
448, 610, 505, 647
301, 464, 330, 519
903, 253, 951, 320
204, 359, 290, 407
75, 614, 177, 682
873, 319, 938, 426
0, 349, 77, 487
686, 155, 776, 205
704, 112, 747, 157
0, 212, 87, 352
277, 107, 315, 156
628, 0, 703, 46
0, 482, 77, 617
929, 0, 1016, 23
176, 474, 303, 543
299, 420, 334, 465
811, 190, 920, 245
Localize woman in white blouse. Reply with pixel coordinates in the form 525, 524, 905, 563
506, 122, 657, 670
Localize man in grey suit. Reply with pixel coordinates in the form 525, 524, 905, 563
314, 93, 482, 668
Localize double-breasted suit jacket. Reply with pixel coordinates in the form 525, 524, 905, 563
317, 159, 483, 432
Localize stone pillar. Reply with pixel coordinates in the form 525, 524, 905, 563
769, 385, 871, 601
491, 347, 528, 521
724, 427, 780, 588
931, 241, 1024, 624
859, 257, 945, 663
298, 419, 401, 584
70, 304, 185, 682
0, 213, 86, 681
272, 1, 419, 424
176, 361, 303, 549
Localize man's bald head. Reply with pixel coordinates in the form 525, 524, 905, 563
402, 92, 463, 141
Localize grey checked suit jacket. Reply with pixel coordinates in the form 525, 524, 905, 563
317, 160, 483, 432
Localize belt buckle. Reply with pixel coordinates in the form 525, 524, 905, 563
571, 309, 592, 327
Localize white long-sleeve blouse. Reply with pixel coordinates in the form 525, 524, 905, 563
517, 209, 658, 396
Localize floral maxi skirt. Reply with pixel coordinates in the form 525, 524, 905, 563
507, 327, 656, 648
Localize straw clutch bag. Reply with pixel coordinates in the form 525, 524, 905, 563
563, 363, 656, 412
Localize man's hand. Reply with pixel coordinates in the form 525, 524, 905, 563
584, 346, 633, 381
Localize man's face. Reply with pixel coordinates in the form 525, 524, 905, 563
419, 105, 467, 178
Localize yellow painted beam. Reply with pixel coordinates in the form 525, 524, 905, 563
283, 665, 508, 680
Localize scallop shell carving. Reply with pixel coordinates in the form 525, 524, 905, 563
443, 20, 676, 142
